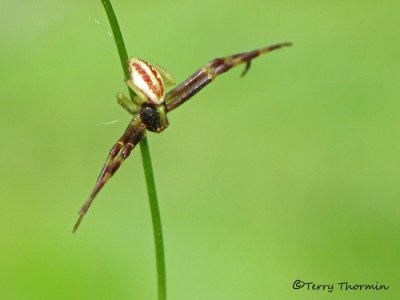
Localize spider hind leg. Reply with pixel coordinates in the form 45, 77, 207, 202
154, 64, 175, 86
117, 92, 139, 115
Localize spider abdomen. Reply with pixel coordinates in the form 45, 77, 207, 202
140, 103, 169, 133
128, 58, 165, 105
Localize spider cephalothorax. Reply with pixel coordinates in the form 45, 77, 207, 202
73, 42, 292, 232
140, 102, 169, 132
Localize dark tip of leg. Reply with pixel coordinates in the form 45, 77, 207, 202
73, 213, 84, 233
241, 61, 252, 77
263, 42, 293, 53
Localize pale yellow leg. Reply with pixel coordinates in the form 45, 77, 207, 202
154, 64, 175, 86
125, 80, 147, 105
116, 92, 139, 115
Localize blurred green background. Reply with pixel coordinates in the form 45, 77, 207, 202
1, 0, 399, 299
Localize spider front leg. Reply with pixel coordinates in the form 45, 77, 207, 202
73, 117, 146, 233
165, 42, 292, 112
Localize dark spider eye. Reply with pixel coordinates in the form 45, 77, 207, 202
140, 103, 168, 133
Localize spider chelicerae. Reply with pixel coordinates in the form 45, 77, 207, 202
73, 42, 292, 232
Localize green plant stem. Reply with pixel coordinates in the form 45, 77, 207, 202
100, 1, 166, 299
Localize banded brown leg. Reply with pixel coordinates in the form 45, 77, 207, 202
96, 117, 139, 183
165, 42, 292, 112
73, 118, 146, 233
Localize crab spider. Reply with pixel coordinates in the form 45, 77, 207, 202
73, 42, 292, 232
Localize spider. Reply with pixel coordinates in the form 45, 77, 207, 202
73, 42, 292, 232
